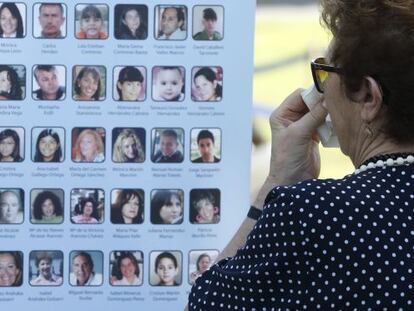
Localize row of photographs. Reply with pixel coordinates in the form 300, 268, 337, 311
0, 3, 224, 41
0, 127, 222, 163
0, 249, 219, 287
0, 65, 223, 102
0, 188, 221, 225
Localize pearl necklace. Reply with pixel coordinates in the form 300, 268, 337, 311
354, 153, 414, 175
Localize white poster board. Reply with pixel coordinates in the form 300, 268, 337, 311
0, 0, 255, 309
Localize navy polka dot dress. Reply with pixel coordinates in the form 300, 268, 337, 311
189, 164, 414, 310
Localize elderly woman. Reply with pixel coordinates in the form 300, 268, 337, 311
30, 252, 62, 286
188, 0, 414, 309
71, 197, 100, 224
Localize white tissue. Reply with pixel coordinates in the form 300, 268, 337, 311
301, 86, 339, 148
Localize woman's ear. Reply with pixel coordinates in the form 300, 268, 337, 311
357, 76, 384, 123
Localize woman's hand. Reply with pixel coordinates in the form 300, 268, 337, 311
269, 88, 328, 185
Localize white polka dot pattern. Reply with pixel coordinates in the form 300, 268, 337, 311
188, 164, 414, 310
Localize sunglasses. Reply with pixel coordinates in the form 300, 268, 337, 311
311, 57, 343, 93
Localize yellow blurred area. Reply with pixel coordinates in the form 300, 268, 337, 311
251, 5, 353, 194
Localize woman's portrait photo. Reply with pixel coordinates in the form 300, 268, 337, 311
72, 127, 105, 163
0, 65, 25, 100
192, 6, 224, 41
30, 189, 64, 224
72, 66, 106, 101
29, 251, 63, 286
111, 189, 144, 224
150, 189, 183, 225
150, 251, 182, 286
112, 128, 145, 163
151, 128, 184, 163
189, 189, 220, 224
190, 128, 221, 163
0, 2, 25, 38
75, 4, 108, 39
114, 4, 147, 40
188, 250, 218, 285
0, 127, 24, 162
0, 188, 23, 224
191, 66, 223, 102
70, 188, 104, 224
113, 66, 146, 101
0, 251, 23, 286
32, 127, 64, 163
110, 251, 143, 286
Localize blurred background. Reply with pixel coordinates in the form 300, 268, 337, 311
250, 0, 354, 200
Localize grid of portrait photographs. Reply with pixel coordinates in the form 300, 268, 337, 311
0, 3, 224, 40
0, 187, 220, 226
0, 64, 223, 102
0, 1, 231, 299
1, 126, 222, 164
0, 249, 219, 287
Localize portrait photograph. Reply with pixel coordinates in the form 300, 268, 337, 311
110, 250, 143, 286
191, 66, 223, 102
71, 127, 105, 163
112, 127, 145, 163
74, 4, 108, 39
69, 250, 103, 286
154, 5, 187, 40
32, 65, 66, 101
0, 251, 23, 286
114, 4, 147, 40
29, 250, 63, 286
0, 2, 26, 38
0, 64, 25, 100
190, 128, 221, 163
150, 189, 184, 225
188, 250, 219, 285
31, 127, 65, 163
30, 188, 64, 224
33, 3, 66, 39
189, 188, 220, 224
113, 66, 146, 101
152, 66, 185, 102
0, 127, 24, 162
0, 188, 24, 224
111, 188, 144, 225
192, 6, 224, 41
149, 250, 182, 286
70, 188, 104, 224
151, 128, 184, 163
72, 65, 106, 101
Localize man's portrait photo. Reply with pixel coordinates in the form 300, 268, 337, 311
151, 128, 184, 163
190, 128, 221, 163
193, 6, 224, 41
69, 251, 103, 286
33, 3, 66, 39
32, 65, 65, 100
155, 5, 187, 40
